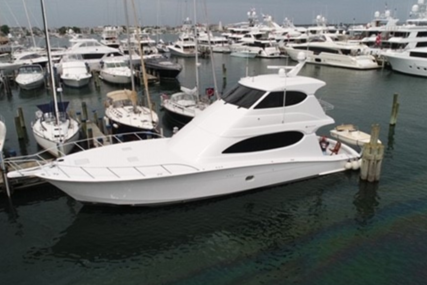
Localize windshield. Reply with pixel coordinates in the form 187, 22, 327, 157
222, 84, 266, 109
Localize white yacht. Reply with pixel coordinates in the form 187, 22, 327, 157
104, 89, 159, 133
284, 35, 380, 69
197, 30, 231, 53
65, 38, 122, 71
231, 40, 281, 58
120, 29, 158, 55
99, 57, 134, 85
15, 64, 45, 90
100, 26, 121, 49
168, 32, 198, 57
0, 51, 48, 73
58, 54, 92, 88
383, 47, 427, 77
8, 57, 361, 206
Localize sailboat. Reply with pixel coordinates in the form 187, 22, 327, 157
103, 0, 159, 134
161, 0, 211, 127
31, 0, 80, 157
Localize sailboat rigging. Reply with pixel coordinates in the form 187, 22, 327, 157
160, 0, 212, 127
103, 0, 159, 135
31, 0, 80, 157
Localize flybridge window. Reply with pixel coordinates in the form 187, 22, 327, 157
223, 131, 304, 153
222, 84, 266, 108
254, 91, 307, 109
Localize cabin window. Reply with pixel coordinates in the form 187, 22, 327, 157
416, 32, 427, 38
222, 84, 265, 109
409, 51, 427, 58
82, 53, 105, 60
254, 91, 307, 109
222, 131, 304, 153
416, 42, 427, 48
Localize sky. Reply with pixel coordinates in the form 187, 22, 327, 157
0, 0, 419, 28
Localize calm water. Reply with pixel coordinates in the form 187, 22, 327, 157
1, 47, 427, 284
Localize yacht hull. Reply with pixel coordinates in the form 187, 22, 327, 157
41, 159, 352, 206
100, 71, 132, 84
286, 48, 380, 70
386, 54, 427, 77
61, 76, 91, 88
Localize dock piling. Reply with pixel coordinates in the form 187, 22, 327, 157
14, 116, 25, 140
81, 102, 88, 121
360, 124, 384, 182
390, 93, 399, 126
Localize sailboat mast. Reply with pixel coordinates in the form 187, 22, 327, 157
40, 0, 60, 126
123, 0, 136, 92
193, 0, 199, 97
130, 0, 154, 122
23, 0, 37, 49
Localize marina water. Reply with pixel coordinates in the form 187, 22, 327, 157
1, 50, 427, 284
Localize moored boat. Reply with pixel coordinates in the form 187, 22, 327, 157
8, 55, 361, 206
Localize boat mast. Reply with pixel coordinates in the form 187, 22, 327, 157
123, 0, 136, 92
202, 0, 219, 100
23, 0, 37, 49
130, 0, 154, 123
40, 0, 60, 126
193, 0, 200, 99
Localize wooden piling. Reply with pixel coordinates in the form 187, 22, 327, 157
360, 124, 384, 182
222, 63, 227, 81
76, 111, 82, 123
92, 71, 100, 89
97, 117, 104, 134
390, 93, 399, 126
17, 107, 25, 129
93, 110, 99, 126
14, 116, 25, 140
81, 119, 87, 139
81, 101, 88, 121
87, 128, 93, 148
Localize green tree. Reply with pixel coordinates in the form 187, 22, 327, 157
0, 25, 9, 35
58, 26, 67, 35
72, 26, 81, 33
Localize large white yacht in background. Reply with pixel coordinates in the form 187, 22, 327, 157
8, 56, 360, 206
383, 47, 427, 77
100, 26, 121, 49
65, 38, 122, 71
284, 35, 380, 69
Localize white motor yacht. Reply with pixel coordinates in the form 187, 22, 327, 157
15, 64, 45, 90
8, 56, 361, 206
383, 47, 427, 77
65, 38, 122, 71
284, 35, 380, 69
100, 26, 121, 49
99, 57, 134, 85
58, 54, 92, 88
168, 32, 198, 57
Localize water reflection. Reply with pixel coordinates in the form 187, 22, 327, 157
353, 181, 380, 227
24, 175, 338, 264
